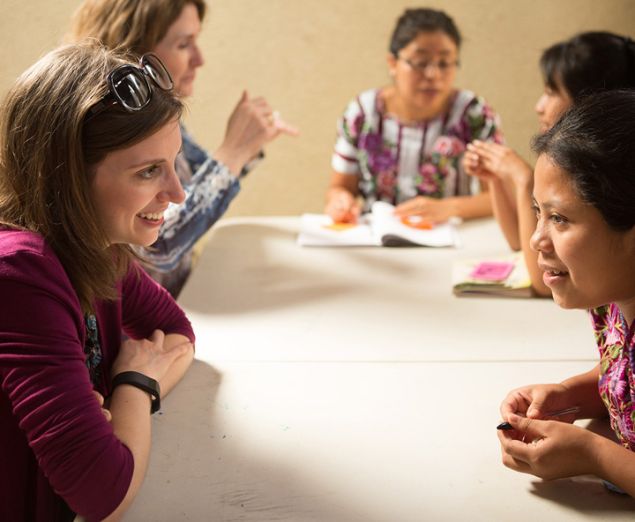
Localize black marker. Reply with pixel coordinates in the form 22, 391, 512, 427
496, 406, 581, 430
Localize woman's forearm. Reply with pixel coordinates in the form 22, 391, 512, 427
561, 364, 607, 419
103, 386, 153, 521
593, 435, 635, 497
515, 177, 551, 296
451, 191, 493, 220
103, 335, 193, 520
160, 334, 195, 398
488, 177, 520, 250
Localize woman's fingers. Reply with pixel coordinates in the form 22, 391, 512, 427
273, 115, 300, 136
93, 390, 112, 422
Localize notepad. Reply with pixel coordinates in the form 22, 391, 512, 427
452, 254, 533, 298
297, 201, 458, 247
469, 261, 515, 282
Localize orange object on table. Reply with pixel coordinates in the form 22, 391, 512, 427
400, 216, 433, 230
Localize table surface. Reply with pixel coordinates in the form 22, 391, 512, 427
127, 217, 635, 521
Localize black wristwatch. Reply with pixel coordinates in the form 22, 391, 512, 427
111, 371, 161, 414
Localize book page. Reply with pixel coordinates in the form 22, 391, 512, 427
297, 214, 380, 247
371, 202, 458, 247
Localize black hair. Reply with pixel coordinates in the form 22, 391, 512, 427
540, 31, 635, 100
389, 8, 461, 56
532, 89, 635, 231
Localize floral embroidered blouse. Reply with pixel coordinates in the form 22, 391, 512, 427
331, 88, 504, 211
590, 303, 635, 450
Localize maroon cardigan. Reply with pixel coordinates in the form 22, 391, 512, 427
0, 230, 195, 521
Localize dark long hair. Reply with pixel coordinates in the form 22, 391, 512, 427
389, 8, 461, 56
540, 31, 635, 99
532, 89, 635, 231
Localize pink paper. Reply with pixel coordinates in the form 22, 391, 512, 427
469, 261, 515, 282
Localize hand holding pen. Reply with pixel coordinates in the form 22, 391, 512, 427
497, 406, 581, 430
497, 408, 602, 481
497, 382, 581, 432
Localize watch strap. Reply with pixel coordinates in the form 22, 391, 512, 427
111, 371, 161, 414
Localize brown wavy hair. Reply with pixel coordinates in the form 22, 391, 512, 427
0, 41, 183, 312
68, 0, 206, 55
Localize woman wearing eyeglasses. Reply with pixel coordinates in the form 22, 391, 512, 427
70, 0, 298, 298
326, 7, 503, 224
0, 42, 194, 521
464, 32, 635, 297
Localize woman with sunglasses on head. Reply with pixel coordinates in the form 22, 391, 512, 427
326, 7, 503, 225
70, 0, 298, 298
464, 32, 635, 297
0, 42, 195, 521
497, 90, 635, 496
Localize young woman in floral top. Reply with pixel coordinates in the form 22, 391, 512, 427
326, 8, 503, 224
465, 32, 635, 297
497, 90, 635, 497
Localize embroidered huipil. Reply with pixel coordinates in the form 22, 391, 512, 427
140, 124, 259, 298
331, 88, 504, 211
590, 303, 635, 450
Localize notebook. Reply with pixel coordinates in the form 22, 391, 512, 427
297, 201, 458, 248
452, 253, 533, 298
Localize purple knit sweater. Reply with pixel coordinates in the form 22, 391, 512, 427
0, 230, 195, 521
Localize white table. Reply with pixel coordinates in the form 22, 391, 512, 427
127, 217, 635, 521
178, 217, 596, 363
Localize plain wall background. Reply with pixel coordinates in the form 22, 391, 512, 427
1, 0, 634, 216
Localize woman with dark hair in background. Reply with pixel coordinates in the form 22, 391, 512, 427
465, 32, 635, 296
325, 7, 503, 224
498, 90, 635, 496
70, 0, 298, 298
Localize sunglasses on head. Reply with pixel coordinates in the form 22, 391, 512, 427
86, 53, 173, 119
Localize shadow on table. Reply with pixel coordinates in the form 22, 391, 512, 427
127, 359, 378, 522
528, 477, 635, 514
180, 222, 430, 315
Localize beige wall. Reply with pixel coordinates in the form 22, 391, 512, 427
1, 0, 634, 216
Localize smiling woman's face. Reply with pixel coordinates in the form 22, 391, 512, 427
90, 119, 185, 246
530, 154, 635, 317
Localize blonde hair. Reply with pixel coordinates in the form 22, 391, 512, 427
69, 0, 207, 55
0, 41, 183, 311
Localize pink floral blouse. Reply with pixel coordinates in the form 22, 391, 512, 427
331, 88, 504, 211
590, 303, 635, 450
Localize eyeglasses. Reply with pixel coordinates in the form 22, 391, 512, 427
86, 53, 173, 119
399, 57, 459, 75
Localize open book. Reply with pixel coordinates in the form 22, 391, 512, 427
297, 202, 458, 247
452, 253, 533, 298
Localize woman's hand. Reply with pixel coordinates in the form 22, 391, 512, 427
394, 196, 457, 223
111, 330, 191, 383
500, 383, 578, 422
498, 414, 598, 480
215, 90, 299, 174
325, 187, 361, 224
463, 147, 496, 181
94, 390, 112, 422
465, 141, 532, 186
